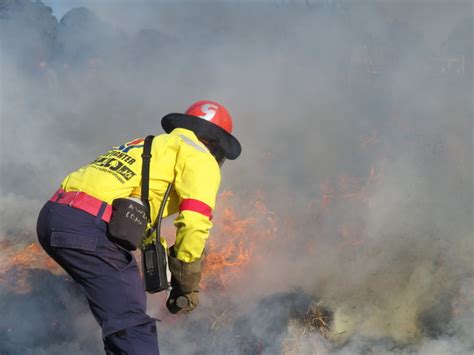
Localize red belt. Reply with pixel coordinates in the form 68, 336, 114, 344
50, 188, 112, 223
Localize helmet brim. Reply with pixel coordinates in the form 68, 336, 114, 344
161, 113, 242, 160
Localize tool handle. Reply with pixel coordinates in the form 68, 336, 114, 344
176, 296, 189, 309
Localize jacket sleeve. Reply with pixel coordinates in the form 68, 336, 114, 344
173, 152, 221, 262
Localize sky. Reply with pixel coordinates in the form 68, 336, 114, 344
42, 0, 75, 18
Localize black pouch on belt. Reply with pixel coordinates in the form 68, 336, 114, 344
107, 197, 148, 250
107, 135, 155, 251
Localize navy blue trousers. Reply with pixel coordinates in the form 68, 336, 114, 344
36, 201, 160, 354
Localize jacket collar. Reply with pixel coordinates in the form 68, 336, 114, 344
170, 128, 209, 153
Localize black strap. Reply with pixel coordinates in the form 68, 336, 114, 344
140, 135, 173, 242
147, 183, 173, 239
141, 135, 154, 222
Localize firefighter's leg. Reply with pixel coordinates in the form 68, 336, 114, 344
36, 201, 159, 354
103, 321, 159, 355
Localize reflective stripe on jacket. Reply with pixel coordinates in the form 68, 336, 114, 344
60, 128, 221, 262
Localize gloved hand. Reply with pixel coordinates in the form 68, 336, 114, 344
166, 246, 202, 314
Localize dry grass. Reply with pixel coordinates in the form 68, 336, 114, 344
282, 301, 334, 354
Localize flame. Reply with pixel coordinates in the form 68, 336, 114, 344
0, 190, 277, 294
200, 158, 385, 292
201, 191, 277, 291
0, 242, 62, 275
0, 160, 382, 295
0, 241, 63, 293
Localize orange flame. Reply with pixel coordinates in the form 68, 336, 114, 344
201, 191, 277, 291
0, 159, 383, 295
0, 242, 62, 275
0, 241, 63, 293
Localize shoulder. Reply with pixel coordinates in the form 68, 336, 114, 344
173, 133, 218, 170
182, 145, 220, 176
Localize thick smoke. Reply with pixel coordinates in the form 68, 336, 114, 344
0, 0, 472, 354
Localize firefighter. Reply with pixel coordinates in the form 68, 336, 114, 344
36, 101, 241, 354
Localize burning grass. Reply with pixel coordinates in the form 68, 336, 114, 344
0, 242, 63, 293
299, 301, 334, 340
200, 190, 277, 291
0, 164, 471, 353
182, 291, 335, 354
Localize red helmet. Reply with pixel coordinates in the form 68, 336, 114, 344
161, 100, 241, 160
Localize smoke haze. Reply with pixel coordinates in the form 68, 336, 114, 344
1, 0, 472, 353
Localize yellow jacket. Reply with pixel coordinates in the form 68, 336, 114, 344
60, 128, 221, 262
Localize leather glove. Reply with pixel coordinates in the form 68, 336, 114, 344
166, 246, 202, 314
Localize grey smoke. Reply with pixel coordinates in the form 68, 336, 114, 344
0, 0, 472, 354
